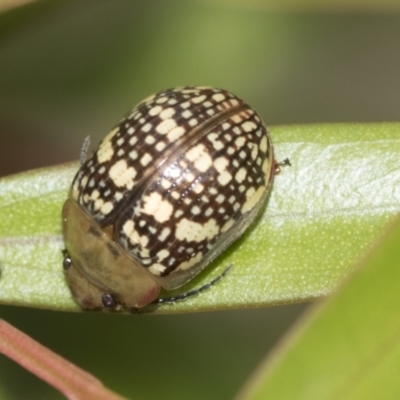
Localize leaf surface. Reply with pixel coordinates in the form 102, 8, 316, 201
0, 123, 399, 312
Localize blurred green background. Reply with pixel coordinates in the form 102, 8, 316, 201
0, 1, 399, 399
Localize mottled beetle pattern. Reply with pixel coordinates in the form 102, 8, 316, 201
62, 86, 276, 311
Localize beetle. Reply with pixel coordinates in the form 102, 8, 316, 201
62, 86, 282, 311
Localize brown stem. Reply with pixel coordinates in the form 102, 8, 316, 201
0, 318, 127, 400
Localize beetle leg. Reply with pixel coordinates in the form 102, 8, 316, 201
274, 157, 291, 174
79, 136, 91, 165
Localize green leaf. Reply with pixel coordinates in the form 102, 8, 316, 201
237, 208, 400, 400
0, 163, 77, 310
0, 122, 399, 313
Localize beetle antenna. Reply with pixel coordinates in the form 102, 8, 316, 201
153, 264, 233, 305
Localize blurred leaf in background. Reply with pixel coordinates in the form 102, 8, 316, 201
2, 1, 400, 176
237, 213, 400, 400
